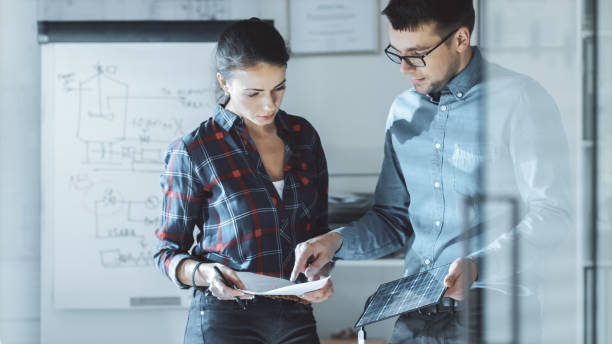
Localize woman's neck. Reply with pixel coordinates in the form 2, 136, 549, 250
244, 118, 277, 139
225, 103, 277, 138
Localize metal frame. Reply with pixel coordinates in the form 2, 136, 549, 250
36, 20, 271, 43
462, 194, 521, 344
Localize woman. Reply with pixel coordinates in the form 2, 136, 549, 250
154, 18, 332, 344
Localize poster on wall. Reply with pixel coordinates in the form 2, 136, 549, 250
288, 0, 378, 54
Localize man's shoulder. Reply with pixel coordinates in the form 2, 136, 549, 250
483, 62, 547, 98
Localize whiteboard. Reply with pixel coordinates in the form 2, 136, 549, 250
42, 42, 217, 308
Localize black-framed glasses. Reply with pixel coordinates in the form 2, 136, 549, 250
384, 28, 460, 67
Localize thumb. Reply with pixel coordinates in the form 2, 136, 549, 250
444, 273, 456, 288
444, 263, 463, 287
304, 256, 328, 280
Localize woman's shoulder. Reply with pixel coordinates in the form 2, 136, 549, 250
166, 117, 220, 154
277, 110, 319, 138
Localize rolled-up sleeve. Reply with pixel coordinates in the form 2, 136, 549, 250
153, 138, 207, 289
333, 131, 413, 260
468, 79, 573, 281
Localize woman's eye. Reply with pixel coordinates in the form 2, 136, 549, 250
247, 93, 258, 97
274, 86, 286, 92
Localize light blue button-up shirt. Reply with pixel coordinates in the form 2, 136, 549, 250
334, 47, 571, 292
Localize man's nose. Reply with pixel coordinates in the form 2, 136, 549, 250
400, 59, 416, 74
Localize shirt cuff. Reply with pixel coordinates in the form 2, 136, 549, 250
331, 226, 354, 260
169, 253, 192, 289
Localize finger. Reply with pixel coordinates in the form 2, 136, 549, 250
444, 273, 456, 288
211, 279, 246, 299
304, 255, 332, 280
444, 287, 464, 301
209, 280, 229, 299
301, 280, 332, 299
444, 262, 464, 287
223, 268, 247, 291
302, 282, 333, 302
290, 243, 312, 282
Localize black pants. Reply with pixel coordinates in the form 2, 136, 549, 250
184, 290, 320, 344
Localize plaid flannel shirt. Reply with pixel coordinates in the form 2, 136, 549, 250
154, 105, 328, 288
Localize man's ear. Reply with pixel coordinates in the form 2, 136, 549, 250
455, 27, 471, 53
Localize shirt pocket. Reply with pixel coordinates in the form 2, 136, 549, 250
451, 142, 486, 196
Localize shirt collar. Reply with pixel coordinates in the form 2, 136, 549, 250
274, 109, 290, 140
444, 46, 482, 99
212, 103, 291, 138
213, 104, 242, 132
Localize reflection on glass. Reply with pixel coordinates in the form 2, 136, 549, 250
479, 0, 578, 343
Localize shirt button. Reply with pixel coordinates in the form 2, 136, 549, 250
434, 182, 440, 188
425, 259, 431, 265
200, 311, 204, 315
457, 92, 463, 98
435, 143, 441, 149
440, 105, 447, 111
435, 221, 441, 227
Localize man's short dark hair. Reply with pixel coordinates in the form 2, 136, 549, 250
382, 0, 475, 35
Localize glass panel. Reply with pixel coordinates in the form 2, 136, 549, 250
595, 0, 612, 342
478, 0, 579, 342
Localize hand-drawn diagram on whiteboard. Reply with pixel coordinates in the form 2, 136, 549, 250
65, 61, 206, 172
45, 43, 216, 308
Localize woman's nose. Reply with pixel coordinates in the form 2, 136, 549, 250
262, 94, 276, 111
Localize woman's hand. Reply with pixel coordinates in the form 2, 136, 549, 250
198, 263, 254, 300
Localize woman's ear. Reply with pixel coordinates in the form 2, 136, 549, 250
216, 72, 229, 95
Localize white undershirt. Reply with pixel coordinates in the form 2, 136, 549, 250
272, 180, 284, 200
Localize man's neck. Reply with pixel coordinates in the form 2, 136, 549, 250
455, 46, 474, 79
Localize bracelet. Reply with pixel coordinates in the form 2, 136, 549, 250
192, 261, 206, 289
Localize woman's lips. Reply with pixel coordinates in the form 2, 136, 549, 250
412, 78, 425, 84
258, 114, 275, 120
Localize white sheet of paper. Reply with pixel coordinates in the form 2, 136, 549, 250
236, 272, 330, 296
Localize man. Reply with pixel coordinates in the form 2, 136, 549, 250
291, 0, 571, 342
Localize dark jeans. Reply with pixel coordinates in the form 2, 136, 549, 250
388, 289, 541, 344
388, 306, 473, 344
184, 290, 320, 344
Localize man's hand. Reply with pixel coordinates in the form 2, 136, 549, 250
290, 232, 343, 282
300, 279, 334, 303
443, 258, 478, 301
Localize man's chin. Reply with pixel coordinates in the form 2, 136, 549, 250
413, 84, 431, 94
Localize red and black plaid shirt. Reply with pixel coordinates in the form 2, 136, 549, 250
154, 105, 328, 288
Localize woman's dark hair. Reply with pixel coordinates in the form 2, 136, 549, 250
382, 0, 475, 36
215, 17, 290, 103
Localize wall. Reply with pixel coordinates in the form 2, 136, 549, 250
0, 0, 41, 343
0, 0, 583, 343
34, 1, 408, 343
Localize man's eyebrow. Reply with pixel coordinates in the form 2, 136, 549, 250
390, 43, 427, 53
243, 79, 287, 91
